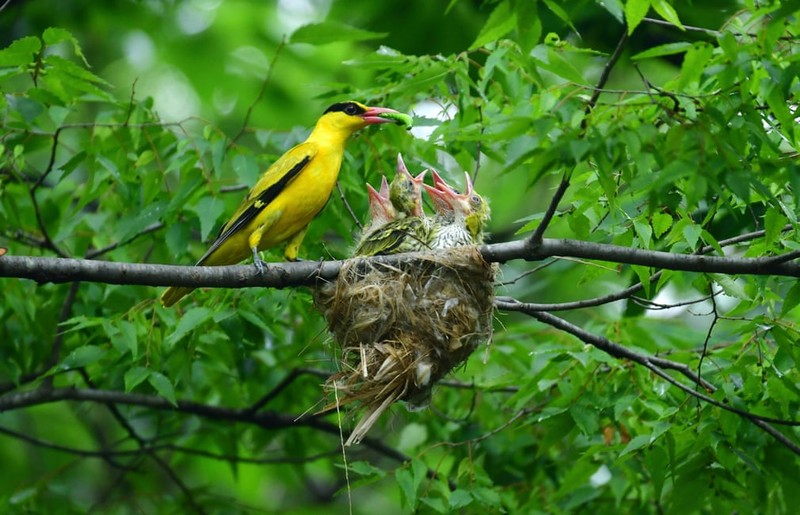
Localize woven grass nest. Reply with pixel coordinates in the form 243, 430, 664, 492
313, 246, 495, 445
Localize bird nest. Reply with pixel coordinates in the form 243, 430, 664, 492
313, 247, 495, 445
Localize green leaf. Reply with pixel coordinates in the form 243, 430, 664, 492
710, 273, 750, 301
651, 0, 684, 30
61, 345, 106, 369
597, 0, 625, 23
625, 0, 651, 34
189, 196, 226, 242
681, 221, 702, 250
469, 0, 517, 50
631, 42, 692, 60
290, 22, 388, 45
124, 366, 151, 392
542, 0, 579, 34
148, 371, 178, 406
396, 467, 417, 509
676, 43, 714, 89
449, 489, 473, 509
764, 206, 787, 248
570, 405, 599, 435
651, 212, 673, 238
644, 445, 669, 498
619, 433, 652, 457
347, 461, 386, 478
781, 282, 800, 316
43, 27, 90, 67
0, 36, 41, 67
104, 319, 138, 358
633, 218, 653, 248
166, 307, 213, 348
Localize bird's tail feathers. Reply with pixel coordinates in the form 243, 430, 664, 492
160, 286, 195, 307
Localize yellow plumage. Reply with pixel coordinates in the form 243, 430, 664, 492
161, 101, 405, 306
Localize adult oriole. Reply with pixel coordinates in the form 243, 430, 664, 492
161, 101, 408, 306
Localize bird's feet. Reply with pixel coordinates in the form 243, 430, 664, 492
251, 247, 267, 275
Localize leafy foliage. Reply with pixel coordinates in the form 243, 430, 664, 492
1, 0, 799, 513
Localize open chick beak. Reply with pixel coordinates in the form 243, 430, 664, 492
367, 179, 394, 218
430, 169, 459, 195
424, 183, 455, 212
397, 153, 411, 177
379, 176, 391, 198
461, 172, 475, 197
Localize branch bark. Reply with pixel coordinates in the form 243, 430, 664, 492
1, 238, 798, 290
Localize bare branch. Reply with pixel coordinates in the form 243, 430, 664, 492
2, 239, 798, 292
0, 386, 415, 466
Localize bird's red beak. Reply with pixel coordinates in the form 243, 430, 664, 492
378, 175, 390, 198
367, 178, 394, 219
424, 183, 455, 211
362, 106, 401, 125
430, 169, 457, 195
461, 172, 475, 196
397, 153, 411, 178
397, 153, 428, 184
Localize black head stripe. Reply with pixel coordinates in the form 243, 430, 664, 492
323, 101, 366, 116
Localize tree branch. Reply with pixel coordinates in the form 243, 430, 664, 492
502, 307, 800, 455
1, 239, 798, 291
0, 386, 414, 467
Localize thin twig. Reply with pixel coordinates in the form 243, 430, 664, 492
528, 29, 629, 246
86, 222, 164, 259
228, 37, 286, 147
337, 181, 362, 229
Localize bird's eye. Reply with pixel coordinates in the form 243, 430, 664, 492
471, 195, 482, 206
345, 104, 358, 115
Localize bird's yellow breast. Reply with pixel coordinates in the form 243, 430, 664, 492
254, 148, 343, 248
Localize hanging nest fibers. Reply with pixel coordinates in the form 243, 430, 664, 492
313, 247, 495, 445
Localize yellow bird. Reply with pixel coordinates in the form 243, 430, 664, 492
161, 101, 408, 307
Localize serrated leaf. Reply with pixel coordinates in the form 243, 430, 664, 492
470, 0, 517, 50
148, 371, 177, 406
682, 222, 701, 250
0, 36, 42, 67
651, 0, 684, 30
290, 22, 387, 45
124, 366, 150, 392
43, 27, 90, 67
449, 489, 473, 509
632, 42, 692, 60
651, 212, 672, 238
625, 0, 651, 34
711, 274, 750, 300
